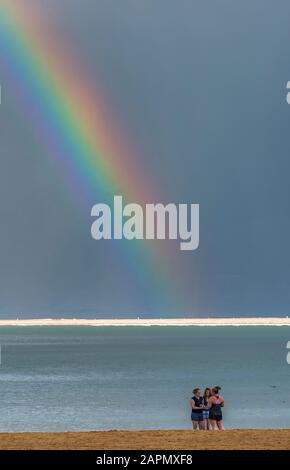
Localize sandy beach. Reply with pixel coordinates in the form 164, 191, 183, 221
0, 317, 290, 326
0, 430, 289, 450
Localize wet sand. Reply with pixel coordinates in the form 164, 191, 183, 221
0, 430, 289, 450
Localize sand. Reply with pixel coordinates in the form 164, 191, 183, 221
0, 317, 290, 326
0, 430, 289, 450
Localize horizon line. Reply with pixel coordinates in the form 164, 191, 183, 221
0, 317, 289, 326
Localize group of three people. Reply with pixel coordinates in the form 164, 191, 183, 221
191, 386, 224, 430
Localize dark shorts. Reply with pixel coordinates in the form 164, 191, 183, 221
191, 412, 204, 422
209, 412, 223, 422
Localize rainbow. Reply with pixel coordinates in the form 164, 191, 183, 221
0, 0, 186, 309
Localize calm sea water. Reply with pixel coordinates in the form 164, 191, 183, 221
0, 326, 289, 431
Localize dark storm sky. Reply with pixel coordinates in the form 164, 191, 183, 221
1, 0, 290, 317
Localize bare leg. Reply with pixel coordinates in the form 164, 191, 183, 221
210, 419, 218, 430
198, 420, 205, 430
192, 420, 199, 430
205, 419, 210, 430
217, 420, 225, 431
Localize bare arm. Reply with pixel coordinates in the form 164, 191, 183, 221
191, 399, 199, 410
191, 398, 204, 410
207, 397, 213, 408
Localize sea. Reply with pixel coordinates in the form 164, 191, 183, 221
0, 326, 289, 431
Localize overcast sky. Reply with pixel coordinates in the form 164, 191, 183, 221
1, 0, 290, 317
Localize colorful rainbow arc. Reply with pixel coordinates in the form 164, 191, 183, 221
0, 0, 187, 310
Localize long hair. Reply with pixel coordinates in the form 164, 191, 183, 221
203, 387, 211, 403
203, 387, 211, 399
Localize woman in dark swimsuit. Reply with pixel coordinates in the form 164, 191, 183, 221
208, 386, 224, 430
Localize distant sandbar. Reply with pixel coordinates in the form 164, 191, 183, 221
0, 317, 289, 326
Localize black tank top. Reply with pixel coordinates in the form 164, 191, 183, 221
211, 396, 222, 414
192, 396, 203, 413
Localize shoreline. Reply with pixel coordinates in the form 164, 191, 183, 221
0, 317, 289, 326
0, 430, 289, 449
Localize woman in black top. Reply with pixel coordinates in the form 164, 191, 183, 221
190, 388, 205, 430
